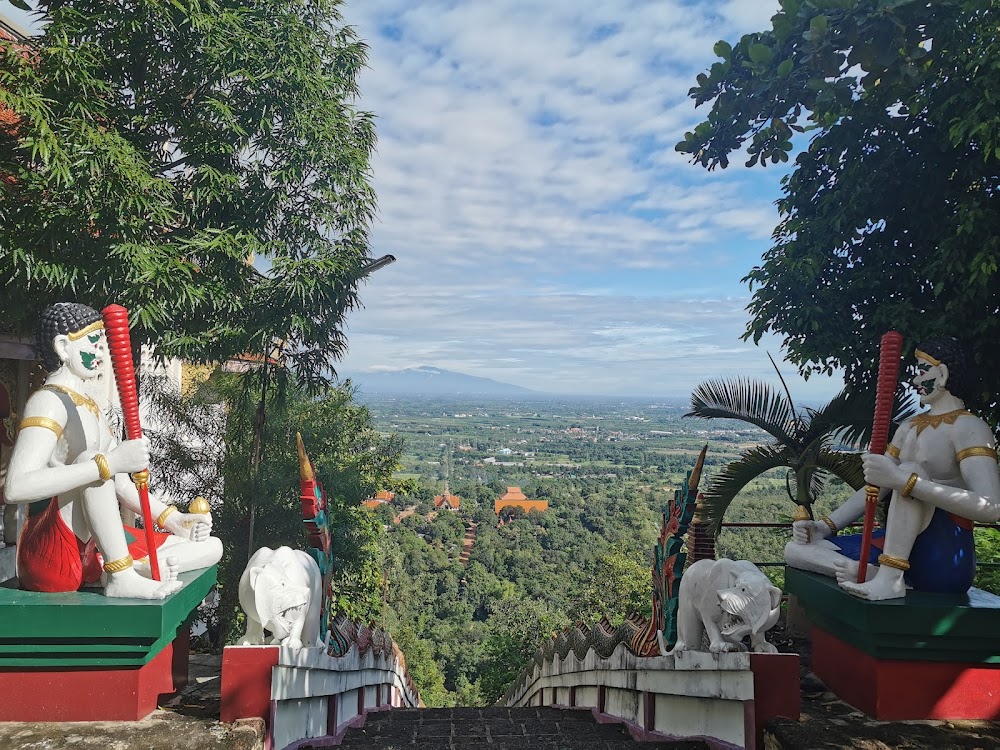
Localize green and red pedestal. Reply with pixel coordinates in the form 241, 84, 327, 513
0, 565, 217, 722
786, 566, 1000, 720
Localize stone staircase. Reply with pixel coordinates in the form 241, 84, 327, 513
458, 522, 477, 566
335, 707, 711, 749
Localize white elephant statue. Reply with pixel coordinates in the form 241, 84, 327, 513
239, 546, 322, 650
664, 558, 781, 656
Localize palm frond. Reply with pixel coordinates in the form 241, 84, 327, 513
801, 388, 869, 447
812, 448, 865, 491
687, 377, 798, 447
805, 384, 918, 449
699, 444, 791, 534
808, 467, 827, 503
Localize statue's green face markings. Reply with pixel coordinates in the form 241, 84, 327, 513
911, 359, 945, 406
61, 328, 104, 380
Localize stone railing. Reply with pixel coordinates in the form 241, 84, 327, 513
502, 618, 799, 750
221, 617, 421, 750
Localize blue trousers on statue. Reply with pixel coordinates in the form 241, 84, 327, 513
832, 507, 976, 594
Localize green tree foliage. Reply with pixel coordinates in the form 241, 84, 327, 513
573, 542, 652, 627
147, 372, 402, 646
0, 0, 376, 386
676, 0, 1000, 428
391, 626, 452, 708
378, 477, 660, 705
974, 529, 1000, 596
478, 597, 569, 706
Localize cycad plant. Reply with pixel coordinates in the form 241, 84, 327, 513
686, 357, 905, 533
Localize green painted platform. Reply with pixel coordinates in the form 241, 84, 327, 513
0, 565, 217, 668
786, 566, 1000, 663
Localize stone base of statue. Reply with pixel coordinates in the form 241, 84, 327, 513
786, 566, 1000, 720
0, 565, 216, 722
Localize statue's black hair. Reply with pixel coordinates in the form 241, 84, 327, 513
917, 336, 977, 405
35, 303, 102, 370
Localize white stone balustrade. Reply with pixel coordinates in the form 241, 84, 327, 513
504, 642, 797, 749
268, 643, 421, 750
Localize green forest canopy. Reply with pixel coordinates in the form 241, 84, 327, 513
0, 0, 376, 389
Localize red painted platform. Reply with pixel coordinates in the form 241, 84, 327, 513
0, 628, 189, 722
750, 652, 800, 737
220, 644, 280, 724
812, 626, 1000, 720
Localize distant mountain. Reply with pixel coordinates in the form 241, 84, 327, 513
342, 366, 537, 396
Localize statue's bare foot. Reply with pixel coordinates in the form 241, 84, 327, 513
838, 573, 906, 601
134, 554, 180, 583
834, 559, 875, 585
161, 556, 180, 583
104, 569, 183, 600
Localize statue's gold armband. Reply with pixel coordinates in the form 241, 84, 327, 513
956, 446, 998, 463
18, 416, 64, 440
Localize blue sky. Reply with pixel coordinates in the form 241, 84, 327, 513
3, 1, 845, 399
336, 0, 844, 398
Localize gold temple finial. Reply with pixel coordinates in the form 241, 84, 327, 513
297, 432, 314, 481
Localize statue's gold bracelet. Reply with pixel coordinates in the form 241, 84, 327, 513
821, 516, 838, 535
94, 453, 112, 482
156, 505, 178, 528
900, 473, 919, 498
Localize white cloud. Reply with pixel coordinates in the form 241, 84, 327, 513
335, 1, 841, 398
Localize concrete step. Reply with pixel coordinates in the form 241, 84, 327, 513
341, 742, 705, 750
339, 707, 710, 749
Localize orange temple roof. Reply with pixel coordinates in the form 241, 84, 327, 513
494, 487, 547, 514
361, 490, 395, 509
434, 494, 461, 509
